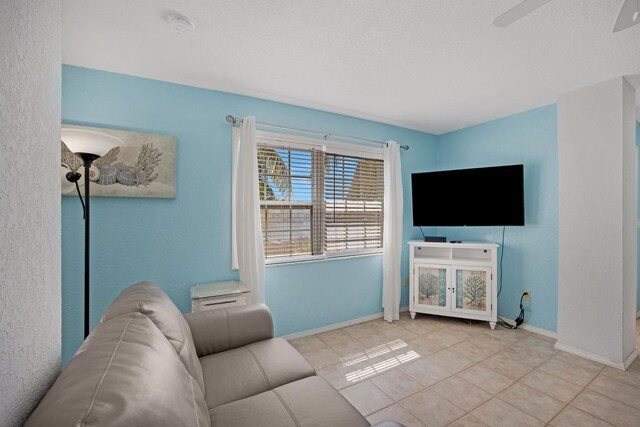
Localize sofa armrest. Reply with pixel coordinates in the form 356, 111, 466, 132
183, 303, 274, 357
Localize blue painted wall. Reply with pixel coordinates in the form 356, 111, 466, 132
435, 105, 559, 332
61, 65, 437, 363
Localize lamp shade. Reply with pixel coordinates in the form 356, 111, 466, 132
61, 128, 121, 157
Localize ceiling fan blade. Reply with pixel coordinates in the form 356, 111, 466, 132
494, 0, 554, 27
612, 0, 640, 32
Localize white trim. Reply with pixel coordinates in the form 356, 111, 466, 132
325, 144, 384, 160
554, 342, 638, 370
282, 309, 564, 351
257, 131, 324, 151
520, 323, 557, 339
497, 317, 557, 339
265, 250, 382, 267
408, 240, 499, 249
261, 200, 312, 206
282, 307, 409, 341
255, 129, 385, 264
256, 130, 384, 159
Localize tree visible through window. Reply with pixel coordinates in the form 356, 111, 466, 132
257, 142, 384, 260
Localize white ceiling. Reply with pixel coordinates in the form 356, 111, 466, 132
63, 0, 640, 135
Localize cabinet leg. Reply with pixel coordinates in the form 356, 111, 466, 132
490, 321, 496, 330
410, 312, 416, 319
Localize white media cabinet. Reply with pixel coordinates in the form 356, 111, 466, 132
409, 241, 498, 329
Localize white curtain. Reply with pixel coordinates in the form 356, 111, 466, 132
231, 117, 265, 304
382, 140, 403, 322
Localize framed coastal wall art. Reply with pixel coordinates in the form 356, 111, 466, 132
61, 124, 176, 198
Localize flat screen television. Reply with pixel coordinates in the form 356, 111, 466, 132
411, 164, 525, 226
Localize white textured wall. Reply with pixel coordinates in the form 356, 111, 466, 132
0, 1, 62, 425
622, 78, 637, 360
557, 77, 637, 368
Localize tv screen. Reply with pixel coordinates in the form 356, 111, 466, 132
411, 165, 525, 226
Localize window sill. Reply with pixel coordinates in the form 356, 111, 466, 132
265, 250, 383, 267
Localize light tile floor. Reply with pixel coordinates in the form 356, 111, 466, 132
289, 313, 640, 427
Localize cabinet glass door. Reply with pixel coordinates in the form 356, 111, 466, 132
414, 264, 450, 312
451, 267, 491, 317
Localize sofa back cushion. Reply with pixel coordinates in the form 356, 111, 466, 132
25, 312, 210, 427
101, 281, 204, 391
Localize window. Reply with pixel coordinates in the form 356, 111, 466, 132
258, 145, 322, 258
324, 153, 384, 253
257, 133, 384, 262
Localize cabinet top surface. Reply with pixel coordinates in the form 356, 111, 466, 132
191, 280, 249, 300
408, 240, 499, 248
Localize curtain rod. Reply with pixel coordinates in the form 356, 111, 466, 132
225, 115, 409, 151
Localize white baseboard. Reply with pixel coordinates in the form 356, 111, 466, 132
554, 342, 638, 370
624, 349, 639, 370
499, 317, 557, 339
283, 309, 558, 342
520, 323, 557, 339
282, 309, 639, 370
282, 306, 409, 341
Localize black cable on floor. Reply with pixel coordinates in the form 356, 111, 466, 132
496, 292, 527, 329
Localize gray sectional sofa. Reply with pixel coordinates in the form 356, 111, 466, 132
26, 281, 403, 427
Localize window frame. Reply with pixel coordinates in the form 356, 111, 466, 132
255, 130, 384, 265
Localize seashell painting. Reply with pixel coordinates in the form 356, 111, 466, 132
61, 124, 176, 198
88, 165, 100, 182
116, 168, 139, 186
97, 165, 118, 185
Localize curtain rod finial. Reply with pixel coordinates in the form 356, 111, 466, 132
226, 115, 236, 123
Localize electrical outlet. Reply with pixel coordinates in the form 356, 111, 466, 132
404, 277, 409, 287
523, 289, 531, 301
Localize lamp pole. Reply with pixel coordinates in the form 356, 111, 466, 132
83, 159, 91, 338
79, 154, 99, 338
62, 128, 120, 340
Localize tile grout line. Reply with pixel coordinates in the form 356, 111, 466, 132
312, 322, 448, 376
529, 357, 640, 421
352, 321, 498, 421
388, 331, 524, 424
318, 325, 546, 394
301, 315, 639, 425
579, 375, 640, 413
599, 367, 640, 390
317, 321, 515, 384
544, 363, 609, 426
361, 380, 397, 418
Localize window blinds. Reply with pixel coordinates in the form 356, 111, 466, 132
258, 143, 384, 260
324, 153, 384, 253
258, 146, 321, 258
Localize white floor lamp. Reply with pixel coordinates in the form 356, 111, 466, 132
61, 129, 121, 338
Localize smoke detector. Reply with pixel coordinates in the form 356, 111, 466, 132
166, 13, 195, 35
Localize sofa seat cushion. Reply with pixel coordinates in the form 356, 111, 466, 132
25, 312, 210, 427
101, 281, 204, 391
201, 337, 315, 408
209, 376, 369, 427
